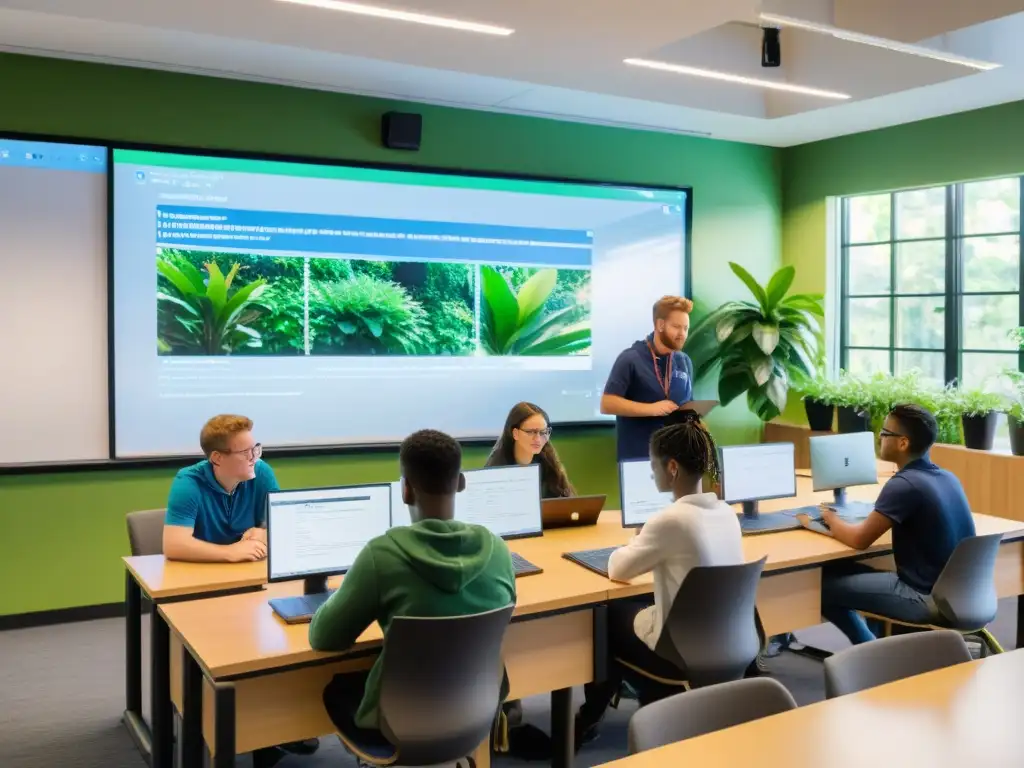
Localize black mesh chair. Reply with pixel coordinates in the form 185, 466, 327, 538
824, 630, 971, 698
331, 604, 515, 767
126, 508, 166, 556
627, 677, 797, 754
860, 533, 1004, 655
614, 557, 767, 696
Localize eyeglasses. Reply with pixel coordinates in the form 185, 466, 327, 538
879, 429, 905, 439
518, 428, 552, 439
221, 443, 263, 460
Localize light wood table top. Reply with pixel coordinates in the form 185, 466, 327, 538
596, 649, 1024, 768
124, 555, 266, 600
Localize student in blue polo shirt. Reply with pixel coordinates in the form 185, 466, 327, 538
163, 413, 277, 563
797, 403, 976, 644
601, 295, 694, 460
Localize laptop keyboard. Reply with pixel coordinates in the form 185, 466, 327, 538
511, 552, 542, 577
562, 547, 617, 577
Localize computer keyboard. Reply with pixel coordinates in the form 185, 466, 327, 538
562, 547, 618, 578
827, 500, 875, 520
511, 551, 542, 577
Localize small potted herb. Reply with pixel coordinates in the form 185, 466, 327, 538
833, 372, 872, 433
951, 385, 1005, 451
799, 367, 835, 431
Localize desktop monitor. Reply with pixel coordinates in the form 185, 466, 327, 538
267, 483, 392, 594
720, 443, 797, 533
619, 459, 674, 528
390, 480, 412, 528
809, 431, 878, 505
456, 464, 543, 540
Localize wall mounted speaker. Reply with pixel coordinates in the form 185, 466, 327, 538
381, 111, 422, 151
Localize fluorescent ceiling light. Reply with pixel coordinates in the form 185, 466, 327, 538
759, 13, 1000, 71
624, 58, 850, 100
276, 0, 514, 36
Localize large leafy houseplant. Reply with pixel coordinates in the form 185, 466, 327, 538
479, 266, 590, 356
157, 258, 268, 355
687, 263, 823, 421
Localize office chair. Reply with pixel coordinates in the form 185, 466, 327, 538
329, 604, 515, 767
614, 557, 767, 698
627, 677, 797, 754
824, 630, 971, 698
126, 508, 166, 556
859, 533, 1005, 656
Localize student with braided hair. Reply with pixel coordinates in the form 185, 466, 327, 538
575, 410, 744, 746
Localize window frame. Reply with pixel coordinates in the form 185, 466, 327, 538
839, 177, 1024, 386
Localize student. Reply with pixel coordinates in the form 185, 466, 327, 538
485, 402, 575, 498
163, 415, 319, 760
575, 411, 744, 743
797, 403, 976, 645
163, 414, 277, 563
601, 295, 694, 460
310, 429, 516, 744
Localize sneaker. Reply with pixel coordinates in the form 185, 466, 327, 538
280, 738, 320, 755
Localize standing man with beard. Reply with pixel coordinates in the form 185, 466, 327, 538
601, 296, 694, 460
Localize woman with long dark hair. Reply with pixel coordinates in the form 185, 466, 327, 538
485, 402, 575, 498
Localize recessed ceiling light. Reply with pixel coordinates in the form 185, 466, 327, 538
276, 0, 514, 36
759, 13, 1000, 71
624, 58, 850, 100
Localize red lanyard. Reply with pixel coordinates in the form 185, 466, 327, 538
646, 337, 672, 398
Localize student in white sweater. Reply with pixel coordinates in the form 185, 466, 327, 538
575, 410, 744, 744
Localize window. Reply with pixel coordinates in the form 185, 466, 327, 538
841, 178, 1023, 394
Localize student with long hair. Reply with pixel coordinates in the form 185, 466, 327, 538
575, 410, 744, 746
485, 402, 575, 498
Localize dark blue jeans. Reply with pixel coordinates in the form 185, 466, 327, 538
821, 561, 938, 645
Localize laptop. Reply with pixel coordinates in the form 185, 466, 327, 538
541, 495, 606, 529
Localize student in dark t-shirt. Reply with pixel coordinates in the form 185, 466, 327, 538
797, 403, 976, 644
484, 402, 575, 498
601, 296, 694, 460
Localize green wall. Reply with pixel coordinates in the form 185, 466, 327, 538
0, 53, 782, 616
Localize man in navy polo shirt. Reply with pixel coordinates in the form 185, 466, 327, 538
797, 403, 976, 644
601, 295, 694, 460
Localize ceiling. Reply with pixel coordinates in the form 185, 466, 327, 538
1, 0, 1024, 146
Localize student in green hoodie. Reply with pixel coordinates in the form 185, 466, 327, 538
309, 428, 517, 744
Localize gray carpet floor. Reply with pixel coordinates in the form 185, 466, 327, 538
0, 601, 1017, 767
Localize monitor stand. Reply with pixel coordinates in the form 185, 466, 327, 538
832, 488, 848, 506
303, 574, 329, 595
737, 501, 801, 534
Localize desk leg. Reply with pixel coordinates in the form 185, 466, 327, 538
181, 647, 204, 768
550, 687, 573, 768
212, 683, 236, 768
151, 606, 174, 768
123, 572, 153, 763
1017, 595, 1024, 650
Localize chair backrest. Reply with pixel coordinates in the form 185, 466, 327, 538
126, 509, 166, 556
824, 629, 971, 698
931, 533, 1002, 630
378, 604, 515, 765
654, 556, 767, 689
627, 677, 797, 754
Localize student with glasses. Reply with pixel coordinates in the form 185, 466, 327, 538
796, 403, 976, 645
485, 402, 575, 499
162, 414, 278, 564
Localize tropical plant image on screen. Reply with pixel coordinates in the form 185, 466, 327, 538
479, 265, 592, 356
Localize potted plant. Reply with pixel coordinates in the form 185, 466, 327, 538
686, 263, 824, 422
832, 372, 872, 433
950, 384, 1005, 451
1003, 328, 1024, 455
800, 369, 836, 431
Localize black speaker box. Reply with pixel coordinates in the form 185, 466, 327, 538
381, 111, 422, 151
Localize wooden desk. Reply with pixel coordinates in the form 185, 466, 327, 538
595, 649, 1024, 767
157, 483, 1024, 768
121, 555, 266, 768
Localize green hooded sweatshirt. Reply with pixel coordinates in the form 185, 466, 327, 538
308, 518, 517, 729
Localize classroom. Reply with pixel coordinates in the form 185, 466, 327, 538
4, 3, 1024, 767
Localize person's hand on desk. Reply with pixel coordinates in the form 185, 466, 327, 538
229, 539, 267, 562
795, 509, 833, 536
242, 527, 268, 545
645, 400, 679, 417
